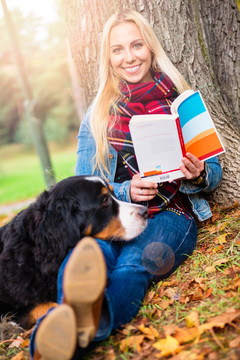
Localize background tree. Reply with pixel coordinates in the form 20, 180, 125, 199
0, 8, 79, 146
64, 0, 240, 206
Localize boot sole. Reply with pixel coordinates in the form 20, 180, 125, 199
35, 304, 77, 360
63, 237, 106, 348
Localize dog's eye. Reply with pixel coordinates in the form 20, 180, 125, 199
102, 195, 111, 207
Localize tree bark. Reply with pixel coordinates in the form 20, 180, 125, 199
64, 0, 240, 206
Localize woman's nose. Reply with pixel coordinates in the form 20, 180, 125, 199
125, 48, 135, 63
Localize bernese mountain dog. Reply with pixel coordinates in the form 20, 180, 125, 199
0, 175, 148, 329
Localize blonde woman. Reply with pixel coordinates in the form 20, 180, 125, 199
31, 9, 222, 360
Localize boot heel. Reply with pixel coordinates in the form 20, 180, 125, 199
63, 237, 106, 348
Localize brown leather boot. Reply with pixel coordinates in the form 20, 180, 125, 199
34, 304, 77, 360
63, 237, 107, 348
33, 349, 41, 360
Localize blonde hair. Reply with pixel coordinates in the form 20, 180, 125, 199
90, 9, 191, 177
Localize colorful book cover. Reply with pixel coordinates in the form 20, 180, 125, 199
171, 90, 225, 161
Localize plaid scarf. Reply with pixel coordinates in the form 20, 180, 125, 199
107, 72, 180, 214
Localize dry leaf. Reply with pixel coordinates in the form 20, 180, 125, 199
158, 298, 174, 310
205, 265, 216, 273
213, 258, 229, 266
9, 336, 24, 349
185, 311, 199, 328
199, 309, 240, 334
164, 324, 178, 336
215, 233, 231, 245
138, 324, 159, 339
10, 352, 24, 360
229, 336, 240, 348
105, 348, 117, 360
224, 275, 240, 291
144, 290, 155, 304
120, 324, 136, 335
163, 288, 177, 300
174, 327, 199, 344
153, 335, 181, 357
119, 334, 145, 352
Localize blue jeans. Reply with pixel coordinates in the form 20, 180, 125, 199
30, 208, 197, 358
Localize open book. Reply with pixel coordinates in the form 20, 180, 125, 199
129, 90, 225, 183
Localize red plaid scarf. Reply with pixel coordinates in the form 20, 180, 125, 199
107, 72, 180, 214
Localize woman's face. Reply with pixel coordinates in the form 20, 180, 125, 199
109, 22, 153, 84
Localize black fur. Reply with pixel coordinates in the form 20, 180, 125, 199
0, 175, 127, 328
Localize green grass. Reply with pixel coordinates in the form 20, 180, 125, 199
0, 142, 77, 205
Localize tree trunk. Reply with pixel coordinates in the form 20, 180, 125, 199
64, 0, 240, 206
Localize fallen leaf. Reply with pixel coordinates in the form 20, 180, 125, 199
144, 290, 156, 305
213, 258, 229, 266
163, 288, 177, 300
199, 309, 240, 334
185, 311, 199, 328
174, 326, 199, 344
153, 335, 181, 357
164, 324, 178, 336
158, 298, 174, 310
120, 324, 136, 335
9, 336, 24, 349
138, 324, 159, 339
229, 336, 240, 348
119, 334, 145, 352
205, 265, 216, 273
10, 352, 24, 360
224, 275, 240, 291
215, 233, 231, 245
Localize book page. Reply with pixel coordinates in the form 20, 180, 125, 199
129, 115, 185, 183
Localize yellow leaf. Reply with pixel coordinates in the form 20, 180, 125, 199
174, 327, 199, 344
215, 233, 231, 245
138, 324, 159, 339
153, 335, 180, 357
185, 311, 199, 328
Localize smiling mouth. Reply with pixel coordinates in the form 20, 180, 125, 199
124, 65, 141, 73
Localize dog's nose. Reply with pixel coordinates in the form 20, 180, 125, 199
138, 207, 148, 219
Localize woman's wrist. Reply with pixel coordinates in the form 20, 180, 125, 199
190, 167, 206, 186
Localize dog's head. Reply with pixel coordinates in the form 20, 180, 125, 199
35, 175, 148, 250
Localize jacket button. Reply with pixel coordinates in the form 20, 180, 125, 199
109, 153, 113, 159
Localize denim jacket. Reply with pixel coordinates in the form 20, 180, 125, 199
76, 108, 222, 222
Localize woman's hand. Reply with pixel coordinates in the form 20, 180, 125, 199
130, 173, 158, 203
179, 153, 205, 180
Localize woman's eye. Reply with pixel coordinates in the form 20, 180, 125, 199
112, 48, 122, 54
133, 43, 143, 49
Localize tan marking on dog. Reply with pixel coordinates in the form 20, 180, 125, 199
101, 187, 108, 195
28, 302, 57, 325
95, 217, 126, 239
84, 225, 92, 236
108, 184, 114, 192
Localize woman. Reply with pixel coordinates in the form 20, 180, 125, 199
31, 9, 222, 360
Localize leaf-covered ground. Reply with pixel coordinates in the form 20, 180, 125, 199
0, 203, 240, 360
